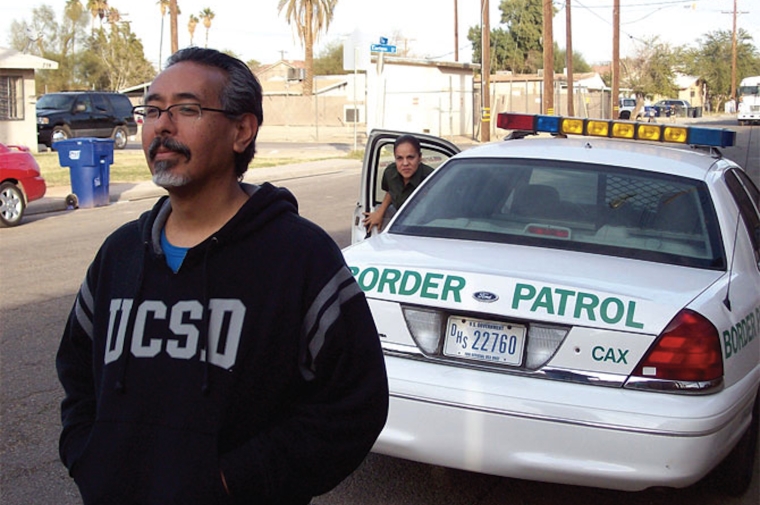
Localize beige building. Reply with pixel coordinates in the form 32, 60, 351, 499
0, 47, 58, 149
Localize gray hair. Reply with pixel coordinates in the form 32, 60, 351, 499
166, 47, 264, 178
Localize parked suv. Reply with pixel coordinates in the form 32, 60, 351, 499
652, 99, 691, 117
36, 91, 137, 150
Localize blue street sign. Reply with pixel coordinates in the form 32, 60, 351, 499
371, 44, 397, 53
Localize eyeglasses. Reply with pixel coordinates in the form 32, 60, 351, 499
131, 103, 235, 123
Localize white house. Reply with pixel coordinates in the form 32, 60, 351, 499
0, 47, 58, 149
365, 56, 479, 138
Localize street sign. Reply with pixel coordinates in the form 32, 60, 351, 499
370, 43, 397, 53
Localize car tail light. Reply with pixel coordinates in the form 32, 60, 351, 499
631, 309, 723, 383
403, 307, 443, 354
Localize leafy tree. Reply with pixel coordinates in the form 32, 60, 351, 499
619, 36, 678, 115
246, 59, 262, 71
313, 40, 346, 75
679, 29, 760, 112
10, 4, 154, 92
498, 0, 546, 70
468, 0, 555, 74
277, 0, 337, 96
553, 43, 591, 74
10, 5, 88, 91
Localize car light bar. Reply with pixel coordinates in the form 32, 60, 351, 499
496, 112, 736, 148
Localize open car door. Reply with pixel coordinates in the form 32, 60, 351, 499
351, 130, 461, 244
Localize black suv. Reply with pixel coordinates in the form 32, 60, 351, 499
36, 91, 137, 150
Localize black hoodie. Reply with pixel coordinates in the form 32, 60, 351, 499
56, 183, 389, 505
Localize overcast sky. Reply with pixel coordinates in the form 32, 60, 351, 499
1, 0, 758, 70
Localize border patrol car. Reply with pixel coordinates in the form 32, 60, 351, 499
343, 113, 760, 494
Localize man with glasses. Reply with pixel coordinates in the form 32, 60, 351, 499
56, 47, 388, 505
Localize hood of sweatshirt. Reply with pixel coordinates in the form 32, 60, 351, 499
141, 182, 298, 260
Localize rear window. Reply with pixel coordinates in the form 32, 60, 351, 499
108, 93, 134, 116
390, 158, 725, 270
36, 94, 75, 110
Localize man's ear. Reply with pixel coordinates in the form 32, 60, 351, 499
233, 114, 259, 154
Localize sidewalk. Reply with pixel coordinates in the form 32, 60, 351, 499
27, 158, 361, 216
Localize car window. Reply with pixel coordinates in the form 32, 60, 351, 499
724, 169, 760, 267
75, 95, 92, 112
109, 94, 134, 117
390, 158, 725, 270
91, 93, 110, 112
36, 94, 75, 110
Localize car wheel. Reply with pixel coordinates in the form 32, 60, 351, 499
619, 111, 631, 120
112, 126, 128, 149
710, 390, 759, 496
65, 193, 79, 209
51, 125, 72, 146
0, 181, 26, 227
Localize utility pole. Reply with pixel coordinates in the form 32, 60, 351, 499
565, 0, 574, 116
542, 0, 554, 115
611, 0, 620, 119
722, 0, 748, 106
481, 0, 491, 142
454, 0, 459, 62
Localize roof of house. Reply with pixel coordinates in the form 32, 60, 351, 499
0, 47, 58, 70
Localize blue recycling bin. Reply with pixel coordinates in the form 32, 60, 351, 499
54, 138, 114, 208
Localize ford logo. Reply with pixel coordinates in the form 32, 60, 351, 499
473, 291, 499, 303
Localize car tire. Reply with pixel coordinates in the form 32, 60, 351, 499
111, 126, 128, 149
710, 390, 759, 496
0, 181, 26, 227
619, 111, 631, 120
51, 125, 72, 147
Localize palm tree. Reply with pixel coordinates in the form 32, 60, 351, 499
200, 8, 214, 48
64, 0, 84, 86
277, 0, 337, 97
187, 14, 199, 46
86, 0, 108, 32
106, 7, 121, 26
64, 0, 83, 52
158, 0, 170, 69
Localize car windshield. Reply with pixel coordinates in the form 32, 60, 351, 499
36, 94, 75, 110
390, 158, 725, 270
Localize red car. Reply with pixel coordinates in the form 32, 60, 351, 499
0, 142, 46, 227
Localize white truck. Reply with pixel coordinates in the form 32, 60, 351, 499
737, 75, 760, 125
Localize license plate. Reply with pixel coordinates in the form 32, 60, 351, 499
444, 316, 526, 365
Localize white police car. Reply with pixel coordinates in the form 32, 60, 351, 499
344, 113, 760, 494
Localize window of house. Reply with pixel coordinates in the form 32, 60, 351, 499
0, 76, 24, 120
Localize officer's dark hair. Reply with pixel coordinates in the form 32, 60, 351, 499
165, 47, 264, 178
394, 134, 422, 156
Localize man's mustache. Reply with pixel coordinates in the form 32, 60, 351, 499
148, 137, 191, 162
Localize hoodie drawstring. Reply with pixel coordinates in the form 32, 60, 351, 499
201, 237, 218, 395
114, 240, 150, 393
